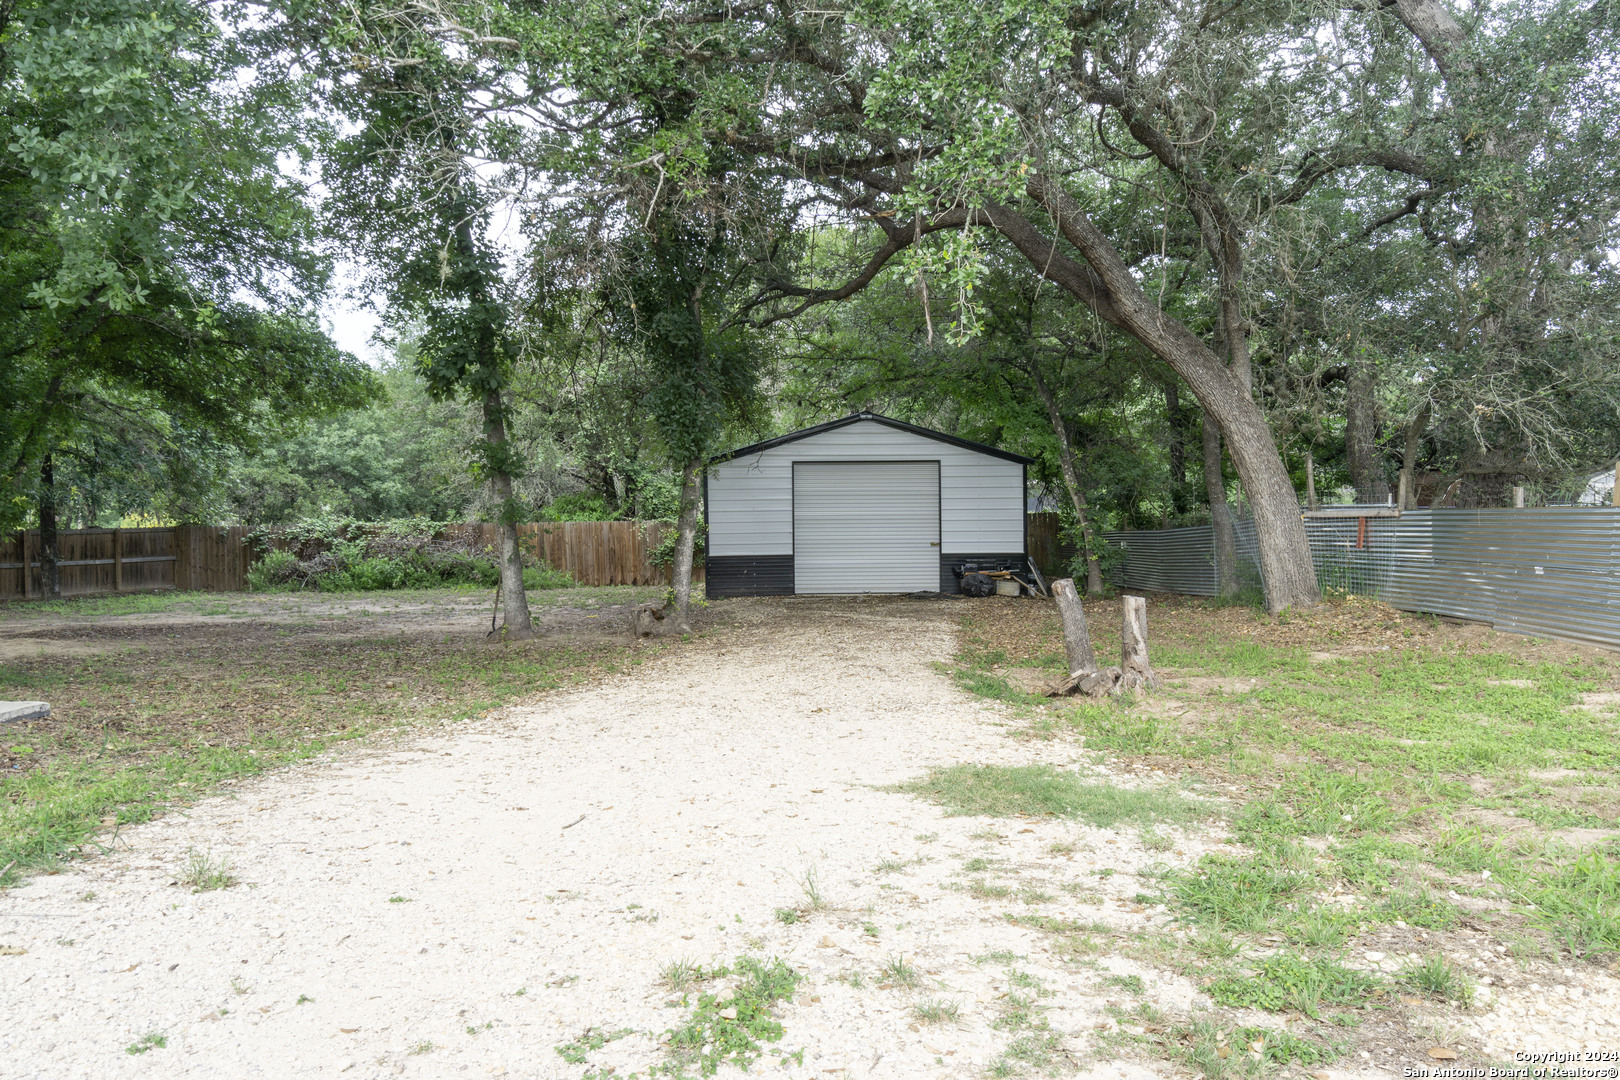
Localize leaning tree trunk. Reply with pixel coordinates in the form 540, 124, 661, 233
668, 457, 702, 634
482, 388, 534, 641
1030, 362, 1104, 594
1201, 416, 1239, 598
1005, 180, 1319, 612
38, 451, 60, 599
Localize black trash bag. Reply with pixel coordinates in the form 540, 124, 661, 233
960, 571, 995, 598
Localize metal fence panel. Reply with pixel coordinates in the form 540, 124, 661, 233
1105, 507, 1620, 651
1106, 526, 1219, 596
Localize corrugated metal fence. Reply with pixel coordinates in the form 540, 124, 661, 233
1107, 508, 1620, 650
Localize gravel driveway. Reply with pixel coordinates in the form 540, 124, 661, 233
0, 598, 1194, 1080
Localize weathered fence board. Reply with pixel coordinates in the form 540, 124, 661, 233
1026, 512, 1074, 576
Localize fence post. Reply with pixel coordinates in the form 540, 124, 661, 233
1512, 485, 1525, 509
173, 527, 191, 591
113, 528, 123, 591
21, 530, 34, 598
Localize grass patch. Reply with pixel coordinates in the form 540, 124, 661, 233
881, 954, 917, 986
1205, 954, 1384, 1017
1171, 1021, 1343, 1080
179, 848, 236, 892
555, 1027, 634, 1065
892, 764, 1209, 827
1516, 844, 1620, 957
125, 1031, 167, 1055
660, 955, 801, 1076
951, 595, 1620, 961
913, 998, 960, 1024
1397, 953, 1476, 1005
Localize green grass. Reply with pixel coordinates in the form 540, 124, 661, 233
658, 956, 801, 1076
1205, 953, 1384, 1017
1397, 953, 1476, 1005
1, 591, 232, 621
1170, 1021, 1343, 1080
180, 848, 236, 892
881, 954, 917, 986
913, 998, 960, 1024
952, 600, 1620, 962
892, 764, 1211, 827
125, 1031, 167, 1055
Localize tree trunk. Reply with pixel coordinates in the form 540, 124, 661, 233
668, 457, 702, 634
1398, 404, 1431, 510
1001, 183, 1319, 611
38, 451, 60, 599
1164, 382, 1190, 516
1050, 577, 1098, 676
1346, 355, 1389, 502
1118, 594, 1158, 691
1029, 361, 1103, 594
1202, 415, 1239, 598
482, 388, 534, 641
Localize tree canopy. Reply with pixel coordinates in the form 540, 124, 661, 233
3, 0, 1616, 611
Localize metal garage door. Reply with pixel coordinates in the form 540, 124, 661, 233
793, 461, 940, 593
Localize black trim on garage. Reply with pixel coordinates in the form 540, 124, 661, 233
940, 553, 1029, 594
706, 555, 794, 598
710, 412, 1034, 467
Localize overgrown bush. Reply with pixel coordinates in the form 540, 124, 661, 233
244, 517, 574, 593
538, 493, 619, 521
648, 516, 705, 569
245, 549, 299, 592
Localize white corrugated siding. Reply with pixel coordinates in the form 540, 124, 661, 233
706, 420, 1024, 556
794, 462, 940, 593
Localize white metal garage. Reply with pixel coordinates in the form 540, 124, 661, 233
705, 413, 1031, 597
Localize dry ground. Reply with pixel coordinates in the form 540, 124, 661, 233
0, 590, 1617, 1080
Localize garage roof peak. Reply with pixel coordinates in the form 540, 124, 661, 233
711, 411, 1033, 466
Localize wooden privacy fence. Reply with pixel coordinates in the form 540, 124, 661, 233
448, 521, 703, 587
1026, 512, 1077, 576
0, 526, 252, 598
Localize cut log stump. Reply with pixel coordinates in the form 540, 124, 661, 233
1118, 594, 1159, 692
1045, 593, 1157, 698
1050, 577, 1098, 678
631, 603, 667, 638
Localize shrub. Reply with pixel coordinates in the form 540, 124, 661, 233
649, 517, 705, 569
523, 564, 575, 590
246, 518, 580, 593
245, 549, 299, 592
539, 493, 619, 521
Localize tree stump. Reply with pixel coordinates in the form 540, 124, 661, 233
1119, 594, 1158, 691
1050, 577, 1098, 677
631, 603, 667, 638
